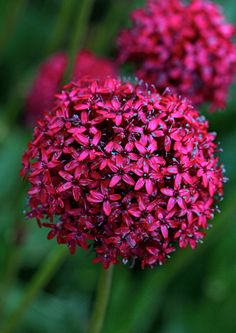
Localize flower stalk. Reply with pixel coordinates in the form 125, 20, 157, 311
87, 265, 114, 333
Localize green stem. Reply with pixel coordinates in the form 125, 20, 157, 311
63, 0, 95, 83
87, 265, 114, 333
46, 0, 77, 54
1, 246, 67, 333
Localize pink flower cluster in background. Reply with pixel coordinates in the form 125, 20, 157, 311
25, 50, 117, 124
118, 0, 236, 110
21, 78, 223, 268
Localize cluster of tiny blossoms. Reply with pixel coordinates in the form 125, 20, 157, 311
118, 0, 236, 110
25, 50, 117, 124
21, 78, 224, 268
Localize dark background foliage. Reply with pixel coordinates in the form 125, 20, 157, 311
0, 0, 236, 332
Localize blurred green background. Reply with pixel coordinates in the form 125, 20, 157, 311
0, 0, 236, 332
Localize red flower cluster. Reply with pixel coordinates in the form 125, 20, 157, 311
117, 0, 236, 110
25, 50, 117, 124
21, 78, 224, 268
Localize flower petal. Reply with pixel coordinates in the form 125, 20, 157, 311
115, 114, 122, 126
109, 194, 121, 201
160, 188, 174, 196
89, 190, 104, 202
103, 200, 111, 216
57, 182, 72, 193
145, 179, 153, 194
167, 197, 176, 211
109, 175, 121, 187
174, 173, 182, 189
135, 142, 146, 154
148, 118, 159, 131
72, 186, 80, 201
122, 174, 135, 186
135, 178, 145, 191
59, 170, 73, 182
161, 225, 169, 239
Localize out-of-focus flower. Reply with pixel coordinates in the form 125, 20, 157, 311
117, 0, 236, 110
21, 78, 224, 269
25, 50, 117, 124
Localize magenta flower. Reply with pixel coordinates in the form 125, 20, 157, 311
21, 78, 224, 269
25, 50, 117, 125
117, 0, 236, 110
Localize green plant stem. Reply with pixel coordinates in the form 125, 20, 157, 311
46, 0, 77, 54
63, 0, 94, 83
1, 246, 67, 333
87, 265, 114, 333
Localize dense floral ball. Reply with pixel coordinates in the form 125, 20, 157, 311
25, 50, 117, 124
21, 78, 224, 268
117, 0, 236, 111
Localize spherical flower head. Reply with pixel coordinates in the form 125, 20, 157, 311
21, 77, 224, 269
117, 0, 236, 111
25, 50, 117, 124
